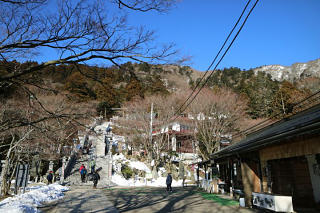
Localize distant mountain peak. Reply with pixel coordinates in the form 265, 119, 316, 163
253, 58, 320, 82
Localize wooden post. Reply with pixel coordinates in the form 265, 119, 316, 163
230, 160, 234, 198
241, 161, 252, 207
241, 160, 261, 207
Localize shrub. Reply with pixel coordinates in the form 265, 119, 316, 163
111, 145, 117, 155
121, 164, 133, 180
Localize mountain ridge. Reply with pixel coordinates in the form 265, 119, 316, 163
253, 58, 320, 82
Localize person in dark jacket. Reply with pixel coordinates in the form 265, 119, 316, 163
47, 171, 53, 185
92, 170, 100, 188
166, 173, 173, 192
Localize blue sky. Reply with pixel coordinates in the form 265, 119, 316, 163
126, 0, 320, 71
35, 0, 320, 71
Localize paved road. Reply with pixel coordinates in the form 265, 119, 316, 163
42, 186, 261, 213
103, 186, 259, 213
41, 185, 118, 213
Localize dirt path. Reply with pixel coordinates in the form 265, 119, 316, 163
41, 185, 118, 213
103, 186, 261, 213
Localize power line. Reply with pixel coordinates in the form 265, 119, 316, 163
172, 0, 260, 122
151, 0, 259, 132
232, 89, 320, 139
173, 0, 253, 117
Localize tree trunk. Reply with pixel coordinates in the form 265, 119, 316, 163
1, 139, 14, 196
1, 158, 10, 195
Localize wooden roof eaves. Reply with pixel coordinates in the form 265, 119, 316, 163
211, 104, 320, 160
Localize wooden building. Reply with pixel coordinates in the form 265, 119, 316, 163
155, 117, 197, 158
211, 104, 320, 211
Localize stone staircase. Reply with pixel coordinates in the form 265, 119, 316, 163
65, 153, 92, 186
95, 156, 114, 187
64, 121, 116, 187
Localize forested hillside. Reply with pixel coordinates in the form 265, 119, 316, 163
0, 61, 197, 117
204, 67, 313, 118
1, 60, 316, 120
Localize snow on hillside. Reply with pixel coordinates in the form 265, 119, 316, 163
112, 153, 183, 187
113, 153, 151, 173
129, 161, 151, 173
0, 183, 68, 213
90, 121, 185, 188
253, 58, 320, 82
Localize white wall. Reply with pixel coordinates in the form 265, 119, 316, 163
172, 136, 176, 151
161, 126, 168, 133
172, 123, 180, 131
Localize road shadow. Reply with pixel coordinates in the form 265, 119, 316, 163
41, 186, 117, 213
104, 186, 259, 213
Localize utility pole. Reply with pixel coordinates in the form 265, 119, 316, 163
150, 102, 158, 179
108, 135, 112, 187
149, 103, 153, 144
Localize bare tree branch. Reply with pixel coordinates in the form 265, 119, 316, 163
114, 0, 175, 12
0, 0, 178, 82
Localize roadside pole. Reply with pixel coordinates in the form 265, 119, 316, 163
107, 128, 112, 188
60, 156, 66, 184
149, 103, 153, 168
150, 103, 153, 145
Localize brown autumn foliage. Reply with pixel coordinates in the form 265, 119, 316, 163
272, 81, 311, 116
188, 88, 248, 160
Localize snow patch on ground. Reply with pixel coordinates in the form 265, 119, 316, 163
0, 183, 69, 213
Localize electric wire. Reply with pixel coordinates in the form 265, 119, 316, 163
171, 0, 260, 122
173, 0, 253, 117
152, 0, 259, 133
232, 89, 320, 139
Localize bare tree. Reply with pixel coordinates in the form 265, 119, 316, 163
0, 0, 178, 82
0, 0, 179, 137
0, 86, 95, 194
189, 88, 247, 161
117, 94, 180, 168
0, 0, 179, 193
0, 127, 33, 195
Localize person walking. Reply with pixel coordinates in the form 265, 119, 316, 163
79, 164, 85, 173
47, 171, 53, 185
92, 169, 100, 188
79, 164, 87, 183
166, 173, 172, 192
